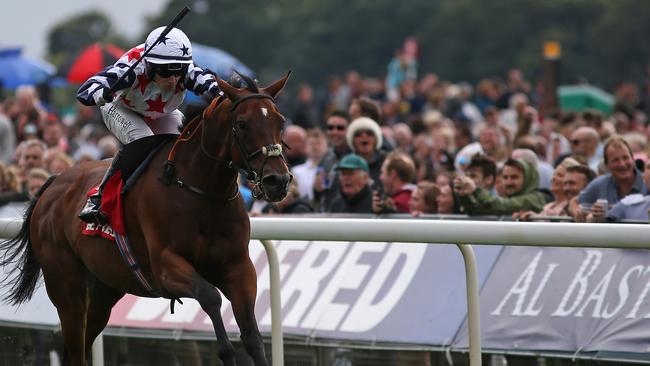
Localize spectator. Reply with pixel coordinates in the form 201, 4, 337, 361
564, 164, 597, 218
0, 109, 15, 164
568, 126, 601, 172
409, 181, 439, 216
512, 146, 553, 190
320, 111, 352, 171
283, 125, 307, 167
455, 158, 546, 215
292, 129, 328, 201
454, 126, 506, 172
291, 83, 318, 129
436, 183, 460, 214
349, 96, 394, 152
392, 123, 414, 153
8, 86, 47, 141
578, 135, 647, 216
15, 139, 47, 188
466, 153, 497, 194
513, 157, 582, 220
373, 151, 416, 214
25, 168, 50, 198
0, 162, 19, 193
604, 158, 650, 222
346, 117, 387, 184
42, 120, 69, 153
46, 150, 74, 175
349, 97, 381, 123
262, 179, 314, 215
315, 111, 352, 211
325, 154, 373, 214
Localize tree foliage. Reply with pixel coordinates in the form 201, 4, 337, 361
46, 11, 129, 68
142, 0, 650, 88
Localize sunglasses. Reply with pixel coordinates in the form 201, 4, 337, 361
153, 63, 187, 78
354, 130, 375, 137
327, 125, 346, 131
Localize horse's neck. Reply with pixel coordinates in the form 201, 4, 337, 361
173, 125, 237, 192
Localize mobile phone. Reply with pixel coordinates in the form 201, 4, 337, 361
372, 182, 385, 200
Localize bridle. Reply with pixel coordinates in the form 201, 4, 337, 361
162, 93, 289, 200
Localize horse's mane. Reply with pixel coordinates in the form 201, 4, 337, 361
234, 71, 259, 93
179, 71, 260, 130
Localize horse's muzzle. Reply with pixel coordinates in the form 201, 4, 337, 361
261, 173, 292, 202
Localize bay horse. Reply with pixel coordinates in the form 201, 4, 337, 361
1, 73, 292, 366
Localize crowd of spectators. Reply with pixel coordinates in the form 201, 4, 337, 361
2, 62, 650, 224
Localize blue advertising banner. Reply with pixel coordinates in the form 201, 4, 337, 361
110, 241, 502, 346
453, 247, 650, 354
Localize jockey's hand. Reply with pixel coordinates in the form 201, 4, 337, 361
92, 87, 114, 107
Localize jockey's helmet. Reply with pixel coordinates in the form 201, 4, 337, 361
144, 27, 193, 65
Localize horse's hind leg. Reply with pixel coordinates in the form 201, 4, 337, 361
41, 253, 90, 366
159, 251, 237, 366
84, 278, 124, 358
222, 258, 268, 366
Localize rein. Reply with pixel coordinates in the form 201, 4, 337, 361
161, 93, 288, 200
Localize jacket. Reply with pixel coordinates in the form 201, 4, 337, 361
459, 159, 546, 215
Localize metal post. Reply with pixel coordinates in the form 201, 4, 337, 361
92, 332, 104, 366
260, 240, 283, 365
457, 244, 481, 366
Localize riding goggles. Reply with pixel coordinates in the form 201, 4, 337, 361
153, 63, 188, 78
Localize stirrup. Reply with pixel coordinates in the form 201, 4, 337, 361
79, 195, 108, 224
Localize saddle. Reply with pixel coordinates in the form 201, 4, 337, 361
82, 134, 176, 238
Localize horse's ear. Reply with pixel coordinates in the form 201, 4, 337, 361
262, 71, 291, 98
216, 76, 240, 101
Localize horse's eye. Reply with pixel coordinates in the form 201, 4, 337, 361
236, 120, 248, 131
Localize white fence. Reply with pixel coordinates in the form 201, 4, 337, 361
2, 217, 650, 366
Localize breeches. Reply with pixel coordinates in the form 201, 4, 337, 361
100, 103, 183, 144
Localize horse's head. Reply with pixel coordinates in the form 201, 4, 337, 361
215, 72, 292, 202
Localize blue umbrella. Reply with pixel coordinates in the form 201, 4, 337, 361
0, 48, 56, 89
192, 43, 254, 79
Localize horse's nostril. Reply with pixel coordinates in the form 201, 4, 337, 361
262, 174, 290, 190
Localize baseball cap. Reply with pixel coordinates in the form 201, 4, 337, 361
336, 154, 369, 172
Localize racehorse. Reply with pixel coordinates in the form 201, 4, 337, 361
0, 73, 292, 366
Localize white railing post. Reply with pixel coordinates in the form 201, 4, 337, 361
457, 244, 481, 366
260, 240, 283, 366
92, 333, 104, 366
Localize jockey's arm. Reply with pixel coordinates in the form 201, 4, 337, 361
184, 63, 222, 99
77, 46, 145, 106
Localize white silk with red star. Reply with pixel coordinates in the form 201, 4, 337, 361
79, 44, 219, 123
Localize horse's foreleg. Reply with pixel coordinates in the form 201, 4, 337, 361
159, 250, 237, 366
84, 278, 124, 357
222, 258, 268, 366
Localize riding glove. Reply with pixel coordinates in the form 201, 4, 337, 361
92, 86, 114, 107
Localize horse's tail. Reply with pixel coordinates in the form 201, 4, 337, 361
0, 175, 56, 305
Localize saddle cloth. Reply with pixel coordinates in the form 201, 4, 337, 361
80, 133, 176, 240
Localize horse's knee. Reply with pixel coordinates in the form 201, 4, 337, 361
194, 280, 223, 310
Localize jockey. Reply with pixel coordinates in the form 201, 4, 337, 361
77, 26, 221, 224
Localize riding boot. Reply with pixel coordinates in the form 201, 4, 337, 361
79, 150, 123, 224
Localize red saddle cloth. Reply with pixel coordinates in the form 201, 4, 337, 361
81, 171, 126, 239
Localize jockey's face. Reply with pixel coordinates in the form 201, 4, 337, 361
154, 74, 182, 92
151, 63, 187, 92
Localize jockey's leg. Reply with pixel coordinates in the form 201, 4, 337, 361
78, 149, 123, 224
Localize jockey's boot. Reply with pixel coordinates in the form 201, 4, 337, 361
79, 150, 123, 225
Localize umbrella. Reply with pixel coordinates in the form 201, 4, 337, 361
192, 43, 254, 79
559, 84, 614, 116
66, 43, 125, 83
0, 48, 56, 89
